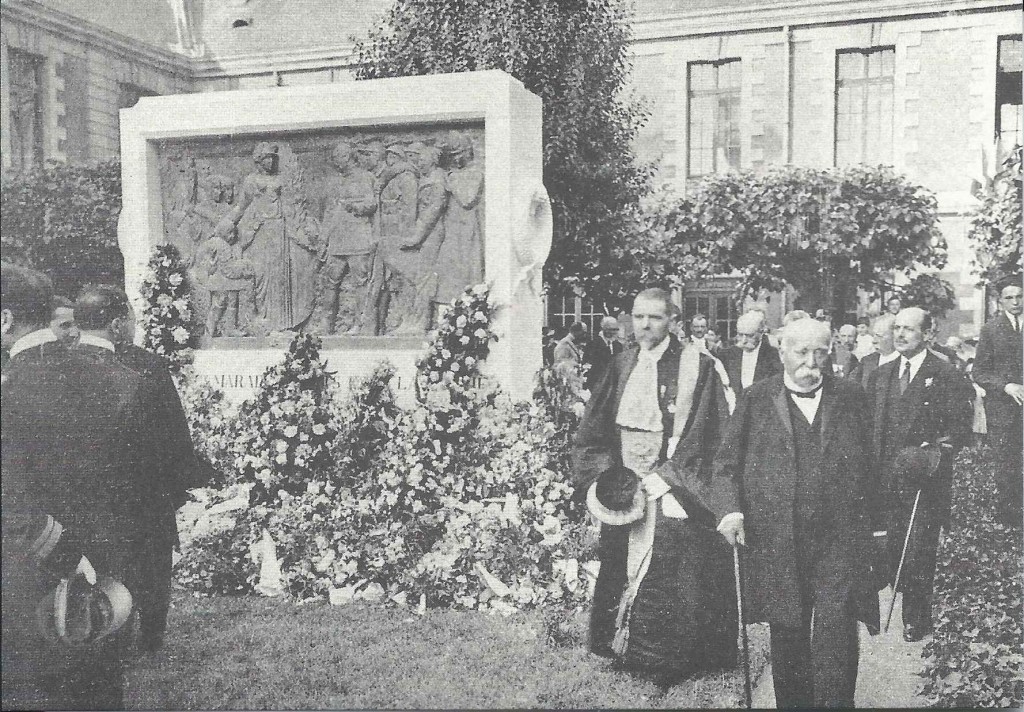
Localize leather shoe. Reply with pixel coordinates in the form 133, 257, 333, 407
903, 623, 929, 642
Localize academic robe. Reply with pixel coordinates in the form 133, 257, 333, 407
573, 334, 736, 681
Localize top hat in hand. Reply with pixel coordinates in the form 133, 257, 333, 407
892, 445, 943, 493
587, 465, 646, 526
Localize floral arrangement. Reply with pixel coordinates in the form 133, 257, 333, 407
416, 283, 496, 397
231, 334, 341, 512
175, 365, 235, 488
139, 243, 198, 372
174, 296, 593, 620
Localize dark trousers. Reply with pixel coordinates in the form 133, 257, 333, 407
133, 540, 174, 642
888, 494, 942, 631
769, 579, 859, 708
986, 401, 1023, 526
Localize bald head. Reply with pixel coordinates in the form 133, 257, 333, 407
735, 311, 766, 352
781, 318, 832, 389
838, 323, 857, 349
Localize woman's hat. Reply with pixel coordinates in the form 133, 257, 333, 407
587, 465, 646, 526
36, 573, 133, 648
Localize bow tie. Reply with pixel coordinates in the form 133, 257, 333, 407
788, 382, 823, 399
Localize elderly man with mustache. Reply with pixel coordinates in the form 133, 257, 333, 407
713, 318, 886, 708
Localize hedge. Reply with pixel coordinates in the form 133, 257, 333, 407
920, 447, 1023, 708
0, 160, 123, 298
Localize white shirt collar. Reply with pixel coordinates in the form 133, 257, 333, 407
783, 372, 823, 422
740, 342, 760, 387
899, 348, 928, 383
1007, 312, 1020, 330
639, 333, 671, 361
878, 350, 900, 365
8, 328, 57, 359
78, 333, 116, 353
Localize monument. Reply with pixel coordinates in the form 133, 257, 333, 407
118, 71, 549, 402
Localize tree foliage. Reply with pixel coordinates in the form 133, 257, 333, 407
968, 145, 1022, 288
644, 165, 950, 315
354, 0, 652, 304
0, 160, 123, 298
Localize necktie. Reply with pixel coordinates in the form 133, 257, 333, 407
899, 359, 911, 395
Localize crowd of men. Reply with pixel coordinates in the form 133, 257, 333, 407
1, 262, 212, 709
569, 282, 1021, 707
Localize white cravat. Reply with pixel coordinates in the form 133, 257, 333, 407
615, 337, 670, 432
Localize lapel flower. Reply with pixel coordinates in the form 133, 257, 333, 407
925, 377, 934, 388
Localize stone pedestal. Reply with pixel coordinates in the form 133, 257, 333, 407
119, 70, 548, 402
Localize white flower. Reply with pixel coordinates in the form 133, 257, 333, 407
172, 326, 190, 344
157, 294, 173, 307
283, 425, 299, 438
474, 328, 488, 339
473, 311, 486, 322
456, 315, 468, 328
312, 423, 327, 436
275, 440, 289, 453
168, 273, 184, 287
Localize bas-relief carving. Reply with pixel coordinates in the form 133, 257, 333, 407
156, 126, 485, 340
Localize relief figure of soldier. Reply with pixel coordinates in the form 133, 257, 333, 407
317, 139, 379, 335
375, 142, 421, 334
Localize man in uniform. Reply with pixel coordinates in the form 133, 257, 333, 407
2, 263, 155, 708
574, 288, 736, 686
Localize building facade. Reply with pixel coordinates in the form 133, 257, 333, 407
1, 0, 1020, 337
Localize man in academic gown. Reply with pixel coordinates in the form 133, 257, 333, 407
866, 307, 973, 642
713, 318, 885, 708
573, 288, 737, 686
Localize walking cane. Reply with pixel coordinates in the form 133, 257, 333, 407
884, 487, 923, 633
733, 546, 752, 709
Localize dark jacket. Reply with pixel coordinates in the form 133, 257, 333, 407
720, 338, 782, 395
866, 351, 973, 526
850, 351, 881, 390
116, 344, 212, 514
710, 375, 882, 630
583, 337, 624, 390
973, 311, 1023, 417
2, 344, 161, 693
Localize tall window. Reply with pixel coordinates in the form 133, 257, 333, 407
545, 292, 606, 338
997, 36, 1023, 151
835, 47, 895, 166
8, 49, 45, 172
687, 59, 741, 176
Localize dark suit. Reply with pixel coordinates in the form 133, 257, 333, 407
866, 352, 973, 631
720, 338, 782, 395
574, 335, 736, 683
973, 311, 1023, 525
115, 343, 211, 644
712, 375, 882, 708
583, 336, 624, 390
850, 351, 880, 390
2, 343, 163, 709
831, 345, 859, 378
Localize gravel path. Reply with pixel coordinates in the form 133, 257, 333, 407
750, 591, 929, 708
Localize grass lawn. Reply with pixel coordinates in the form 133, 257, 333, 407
125, 594, 770, 709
